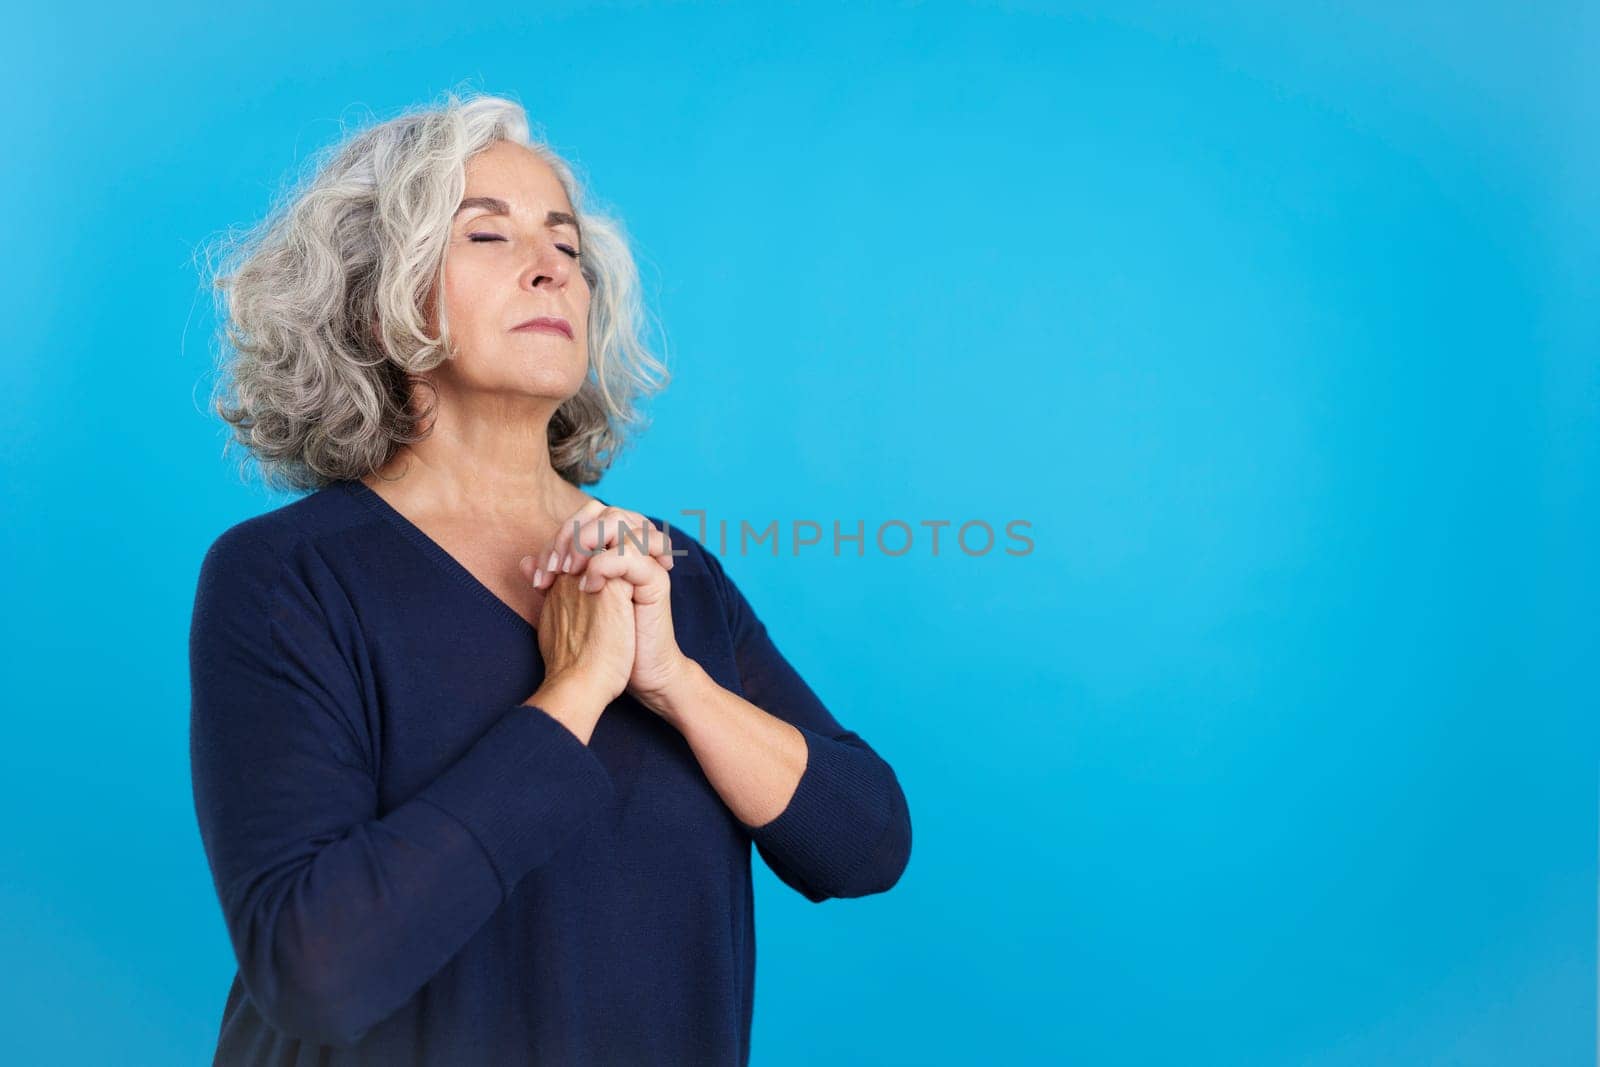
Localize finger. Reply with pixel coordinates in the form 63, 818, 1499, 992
650, 522, 676, 570
534, 504, 675, 588
544, 498, 609, 578
555, 507, 631, 575
609, 511, 674, 571
577, 548, 670, 602
575, 508, 660, 559
524, 546, 573, 591
569, 510, 671, 572
517, 555, 551, 617
584, 563, 670, 608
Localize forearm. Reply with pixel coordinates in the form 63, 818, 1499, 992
653, 544, 913, 900
204, 702, 617, 1046
643, 659, 808, 830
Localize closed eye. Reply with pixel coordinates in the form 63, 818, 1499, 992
467, 233, 582, 259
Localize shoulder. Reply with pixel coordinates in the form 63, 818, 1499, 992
201, 480, 369, 562
193, 481, 370, 616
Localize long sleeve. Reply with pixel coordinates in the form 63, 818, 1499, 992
699, 545, 912, 903
187, 526, 616, 1048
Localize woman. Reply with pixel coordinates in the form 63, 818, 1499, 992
189, 90, 912, 1066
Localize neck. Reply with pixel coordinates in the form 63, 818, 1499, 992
364, 386, 591, 527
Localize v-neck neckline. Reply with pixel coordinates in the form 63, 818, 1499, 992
340, 478, 609, 638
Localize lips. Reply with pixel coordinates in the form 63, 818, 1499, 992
512, 316, 573, 339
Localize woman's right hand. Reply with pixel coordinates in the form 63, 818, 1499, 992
525, 566, 636, 711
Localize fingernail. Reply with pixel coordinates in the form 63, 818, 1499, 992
547, 551, 560, 573
533, 567, 544, 585
562, 553, 573, 573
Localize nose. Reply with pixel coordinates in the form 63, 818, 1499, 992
522, 240, 576, 292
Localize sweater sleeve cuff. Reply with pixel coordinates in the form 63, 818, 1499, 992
744, 723, 895, 891
418, 704, 616, 900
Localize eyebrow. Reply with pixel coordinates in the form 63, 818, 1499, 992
453, 196, 581, 238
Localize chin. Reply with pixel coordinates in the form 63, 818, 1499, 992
517, 365, 587, 400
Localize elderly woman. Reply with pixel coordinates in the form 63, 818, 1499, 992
188, 91, 911, 1066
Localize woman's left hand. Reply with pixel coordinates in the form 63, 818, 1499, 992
520, 504, 690, 709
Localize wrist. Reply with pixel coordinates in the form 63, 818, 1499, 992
635, 656, 712, 726
525, 670, 614, 741
541, 668, 617, 708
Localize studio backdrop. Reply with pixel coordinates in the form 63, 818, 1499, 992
3, 3, 1595, 1065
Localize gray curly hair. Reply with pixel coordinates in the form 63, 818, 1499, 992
197, 88, 669, 492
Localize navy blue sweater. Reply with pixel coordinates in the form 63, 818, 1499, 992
187, 479, 912, 1065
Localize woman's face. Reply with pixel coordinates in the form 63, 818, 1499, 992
435, 141, 591, 403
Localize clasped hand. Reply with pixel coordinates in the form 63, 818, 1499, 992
517, 500, 688, 713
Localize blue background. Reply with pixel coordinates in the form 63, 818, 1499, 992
3, 2, 1595, 1063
